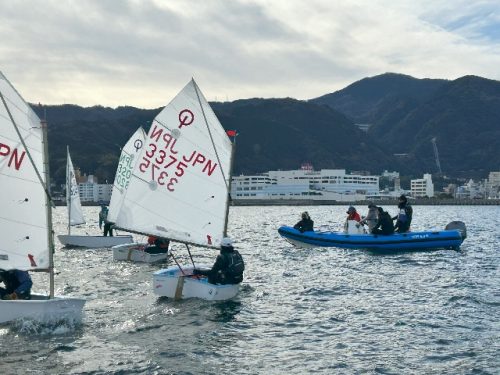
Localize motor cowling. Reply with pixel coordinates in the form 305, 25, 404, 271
445, 221, 467, 240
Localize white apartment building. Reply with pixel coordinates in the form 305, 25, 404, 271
411, 173, 434, 198
74, 174, 113, 203
231, 169, 379, 201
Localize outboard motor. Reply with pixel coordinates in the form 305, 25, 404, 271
445, 221, 467, 240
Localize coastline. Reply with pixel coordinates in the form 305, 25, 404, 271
231, 198, 500, 206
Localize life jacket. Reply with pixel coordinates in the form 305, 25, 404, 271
223, 250, 245, 283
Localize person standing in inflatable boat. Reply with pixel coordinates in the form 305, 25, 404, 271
393, 194, 413, 233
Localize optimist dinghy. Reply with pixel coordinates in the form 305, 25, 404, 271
57, 147, 133, 248
278, 221, 467, 251
112, 78, 240, 299
0, 72, 85, 324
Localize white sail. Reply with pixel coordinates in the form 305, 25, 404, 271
115, 79, 232, 248
66, 149, 85, 227
0, 72, 50, 271
107, 127, 146, 223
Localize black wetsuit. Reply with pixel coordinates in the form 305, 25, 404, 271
372, 211, 395, 235
195, 246, 245, 285
294, 218, 314, 232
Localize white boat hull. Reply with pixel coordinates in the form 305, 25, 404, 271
57, 234, 133, 248
153, 265, 240, 301
0, 293, 85, 324
112, 243, 168, 263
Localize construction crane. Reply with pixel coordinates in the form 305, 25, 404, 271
431, 137, 442, 175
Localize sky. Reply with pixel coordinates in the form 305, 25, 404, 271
1, 0, 500, 108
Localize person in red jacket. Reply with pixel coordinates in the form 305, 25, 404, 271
346, 206, 361, 222
145, 236, 170, 254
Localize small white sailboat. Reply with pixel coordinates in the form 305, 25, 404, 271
113, 79, 240, 299
57, 148, 133, 248
107, 127, 169, 263
0, 71, 85, 324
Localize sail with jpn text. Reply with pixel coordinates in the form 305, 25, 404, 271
0, 71, 50, 271
107, 127, 146, 223
113, 79, 232, 248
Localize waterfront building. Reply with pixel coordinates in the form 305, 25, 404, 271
231, 168, 379, 201
411, 173, 434, 198
64, 172, 113, 203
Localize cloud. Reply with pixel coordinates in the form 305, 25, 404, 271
1, 0, 499, 107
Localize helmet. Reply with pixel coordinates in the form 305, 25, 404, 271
221, 237, 233, 247
346, 206, 356, 214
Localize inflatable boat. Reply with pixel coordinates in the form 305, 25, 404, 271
278, 221, 467, 251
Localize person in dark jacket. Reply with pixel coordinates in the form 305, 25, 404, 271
0, 269, 33, 300
193, 237, 244, 285
393, 194, 413, 233
146, 236, 170, 254
99, 205, 114, 237
371, 207, 395, 235
294, 211, 314, 232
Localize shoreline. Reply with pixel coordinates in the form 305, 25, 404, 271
55, 199, 500, 207
231, 198, 500, 206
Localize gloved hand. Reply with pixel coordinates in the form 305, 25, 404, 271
3, 292, 18, 300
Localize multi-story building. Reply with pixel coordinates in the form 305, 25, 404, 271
231, 168, 380, 201
411, 173, 434, 198
67, 172, 113, 203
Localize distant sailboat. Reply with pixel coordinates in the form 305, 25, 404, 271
113, 79, 240, 299
0, 71, 85, 324
108, 127, 168, 263
57, 148, 133, 248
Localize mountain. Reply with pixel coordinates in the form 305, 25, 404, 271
311, 73, 500, 177
34, 99, 398, 185
31, 73, 499, 185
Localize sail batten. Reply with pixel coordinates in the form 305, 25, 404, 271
114, 80, 232, 248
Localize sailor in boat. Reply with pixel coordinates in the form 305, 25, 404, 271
344, 206, 364, 234
371, 207, 395, 235
99, 204, 114, 237
293, 211, 314, 233
359, 202, 379, 232
0, 269, 33, 300
193, 237, 245, 285
393, 194, 413, 233
145, 236, 170, 254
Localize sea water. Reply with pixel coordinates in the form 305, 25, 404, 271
0, 205, 498, 374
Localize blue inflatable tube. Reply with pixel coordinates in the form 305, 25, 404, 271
278, 225, 465, 251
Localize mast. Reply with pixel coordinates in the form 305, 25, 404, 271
223, 137, 236, 236
41, 118, 55, 298
67, 146, 71, 235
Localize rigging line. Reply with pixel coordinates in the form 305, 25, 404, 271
0, 91, 53, 204
192, 79, 229, 191
185, 243, 196, 269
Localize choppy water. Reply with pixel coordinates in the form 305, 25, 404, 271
1, 205, 499, 375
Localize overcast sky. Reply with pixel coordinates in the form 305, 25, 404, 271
1, 0, 500, 107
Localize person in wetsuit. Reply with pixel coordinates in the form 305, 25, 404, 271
0, 269, 33, 300
293, 211, 314, 232
393, 194, 413, 233
371, 207, 395, 235
193, 237, 244, 285
146, 236, 170, 254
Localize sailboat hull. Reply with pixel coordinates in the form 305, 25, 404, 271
57, 234, 133, 248
112, 243, 168, 263
0, 293, 85, 324
153, 265, 240, 301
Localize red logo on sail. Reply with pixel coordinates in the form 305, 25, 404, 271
178, 109, 194, 128
207, 235, 212, 245
28, 254, 37, 267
